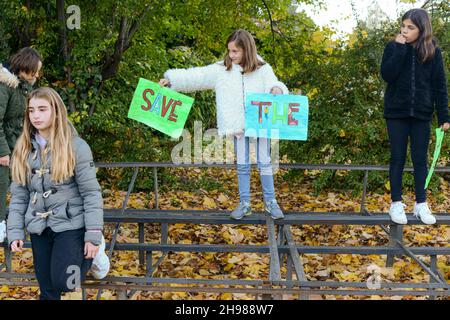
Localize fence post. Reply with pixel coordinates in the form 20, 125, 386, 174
5, 244, 12, 272
138, 223, 145, 266
386, 225, 403, 267
360, 170, 369, 214
428, 255, 438, 300
153, 167, 159, 209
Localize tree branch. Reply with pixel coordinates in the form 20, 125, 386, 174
262, 0, 276, 44
89, 4, 152, 117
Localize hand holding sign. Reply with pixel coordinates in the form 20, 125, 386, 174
128, 78, 194, 139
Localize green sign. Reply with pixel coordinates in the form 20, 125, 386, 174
128, 78, 194, 138
424, 128, 445, 189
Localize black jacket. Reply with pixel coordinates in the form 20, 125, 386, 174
380, 41, 449, 125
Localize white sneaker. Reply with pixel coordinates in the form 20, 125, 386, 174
413, 202, 436, 225
91, 236, 110, 279
0, 220, 6, 243
389, 202, 407, 225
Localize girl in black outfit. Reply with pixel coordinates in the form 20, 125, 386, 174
380, 8, 449, 225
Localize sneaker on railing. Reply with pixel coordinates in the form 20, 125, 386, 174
389, 202, 407, 225
265, 199, 284, 220
413, 202, 436, 225
230, 202, 252, 220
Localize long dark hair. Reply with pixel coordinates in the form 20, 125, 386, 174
402, 8, 436, 64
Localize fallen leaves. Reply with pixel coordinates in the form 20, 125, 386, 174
1, 167, 449, 300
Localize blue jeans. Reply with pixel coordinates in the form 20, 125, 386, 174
386, 118, 430, 203
234, 136, 275, 203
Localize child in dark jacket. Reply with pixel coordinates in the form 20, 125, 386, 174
7, 87, 109, 300
0, 47, 42, 243
380, 8, 449, 225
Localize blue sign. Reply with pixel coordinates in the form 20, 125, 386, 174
245, 93, 309, 140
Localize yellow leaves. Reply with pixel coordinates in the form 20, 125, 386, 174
55, 170, 449, 301
315, 269, 330, 278
339, 129, 346, 138
306, 88, 319, 100
217, 194, 229, 203
203, 197, 216, 209
412, 233, 432, 244
198, 269, 210, 276
21, 251, 33, 259
0, 286, 9, 293
385, 181, 391, 191
311, 31, 325, 45
228, 228, 244, 244
224, 264, 235, 271
336, 270, 360, 282
162, 292, 173, 300
339, 254, 353, 264
227, 255, 241, 264
172, 292, 188, 299
222, 230, 231, 242
61, 290, 82, 300
348, 32, 358, 47
220, 293, 232, 300
244, 264, 264, 277
100, 291, 114, 300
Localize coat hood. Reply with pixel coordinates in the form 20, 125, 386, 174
0, 64, 20, 89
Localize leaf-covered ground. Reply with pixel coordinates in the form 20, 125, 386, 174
1, 168, 449, 300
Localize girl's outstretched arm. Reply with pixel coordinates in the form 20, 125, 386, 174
380, 40, 408, 83
163, 63, 221, 93
73, 138, 104, 246
7, 182, 30, 247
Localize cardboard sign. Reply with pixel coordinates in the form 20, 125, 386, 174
128, 78, 194, 139
245, 93, 309, 140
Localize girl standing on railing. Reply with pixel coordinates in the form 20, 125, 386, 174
381, 8, 449, 225
159, 29, 289, 220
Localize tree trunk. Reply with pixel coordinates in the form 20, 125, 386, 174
56, 0, 76, 113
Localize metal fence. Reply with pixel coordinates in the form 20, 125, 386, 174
1, 162, 449, 300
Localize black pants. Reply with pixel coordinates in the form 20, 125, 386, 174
30, 227, 92, 300
386, 118, 430, 203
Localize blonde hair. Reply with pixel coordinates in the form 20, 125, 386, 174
12, 87, 76, 185
224, 29, 265, 73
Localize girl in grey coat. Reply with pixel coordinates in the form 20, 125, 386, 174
7, 87, 108, 300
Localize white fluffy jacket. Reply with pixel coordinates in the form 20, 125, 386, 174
164, 60, 289, 136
